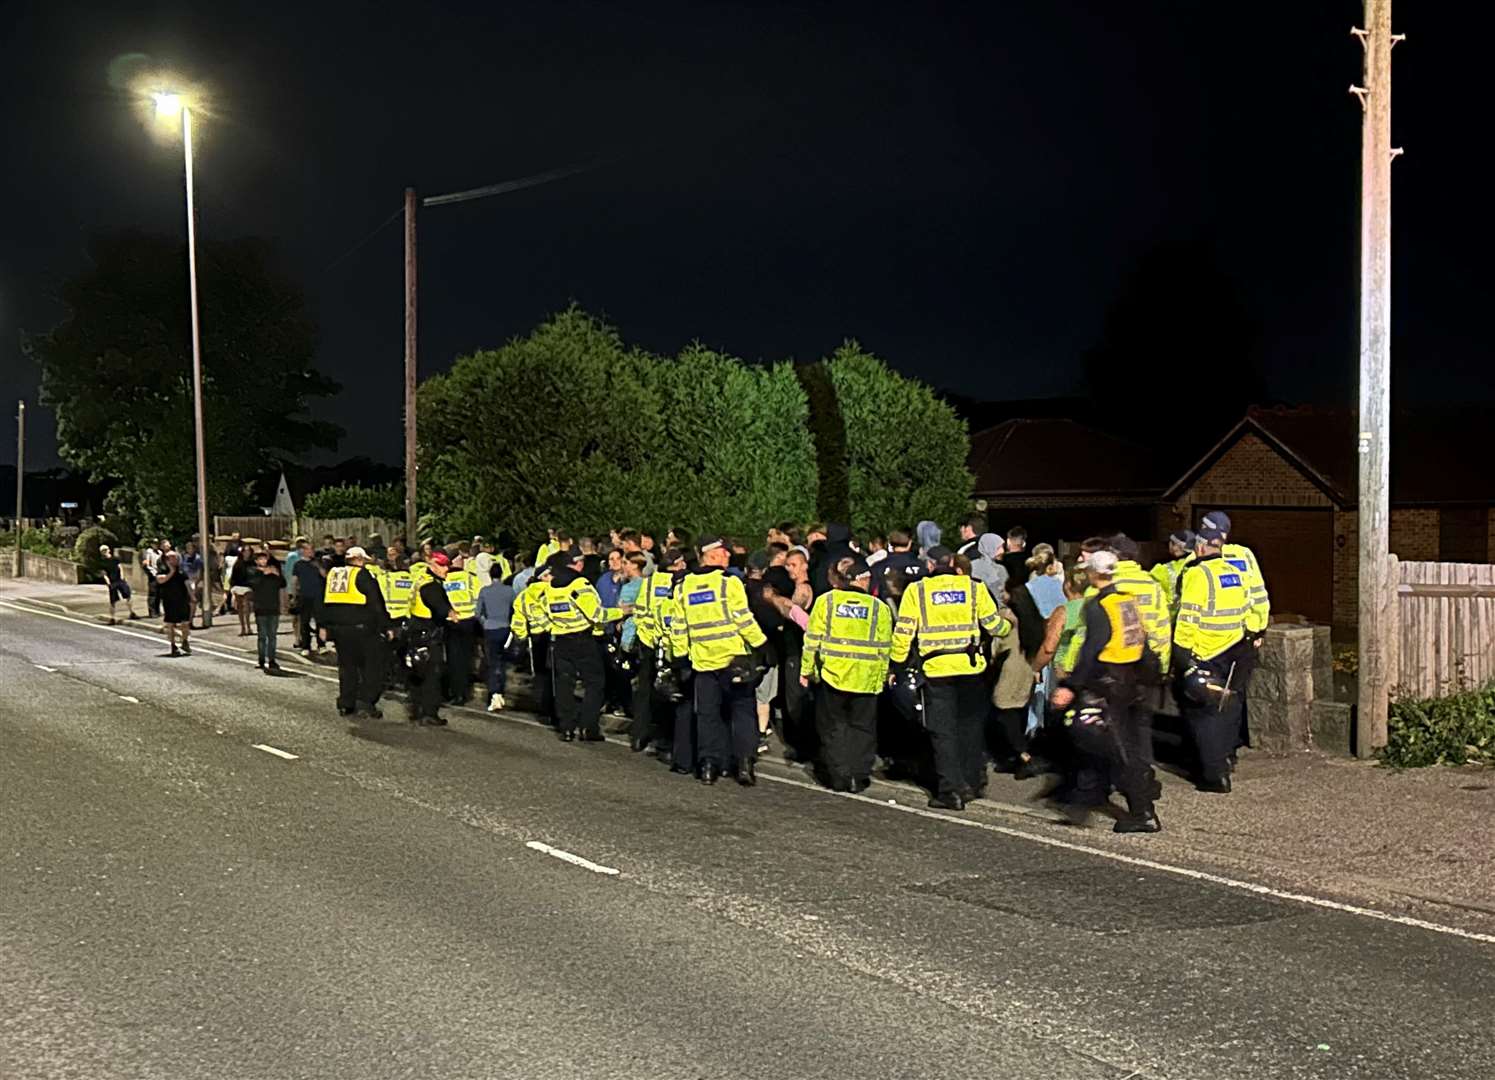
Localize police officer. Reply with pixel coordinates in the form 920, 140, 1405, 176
513, 562, 556, 725
319, 545, 390, 720
654, 548, 699, 775
546, 548, 620, 743
378, 555, 415, 692
407, 549, 459, 725
1051, 550, 1162, 834
800, 556, 894, 792
1149, 530, 1196, 619
629, 551, 681, 753
889, 547, 1011, 810
669, 535, 768, 785
442, 549, 480, 705
1108, 534, 1173, 673
1174, 518, 1253, 792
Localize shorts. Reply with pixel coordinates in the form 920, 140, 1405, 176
231, 585, 253, 596
108, 580, 131, 603
754, 664, 780, 706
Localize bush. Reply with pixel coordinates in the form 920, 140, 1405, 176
74, 524, 121, 577
1381, 684, 1495, 768
302, 482, 404, 520
0, 527, 72, 560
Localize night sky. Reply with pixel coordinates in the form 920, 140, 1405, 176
2, 1, 1487, 469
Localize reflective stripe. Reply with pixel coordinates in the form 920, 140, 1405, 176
816, 647, 885, 661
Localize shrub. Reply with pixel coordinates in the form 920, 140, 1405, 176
302, 482, 404, 520
74, 524, 121, 576
0, 527, 71, 560
1381, 683, 1495, 768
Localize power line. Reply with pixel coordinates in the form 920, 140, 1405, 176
421, 159, 602, 207
320, 204, 404, 275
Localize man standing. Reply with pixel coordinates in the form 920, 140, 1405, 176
955, 513, 986, 557
545, 549, 621, 743
407, 550, 459, 726
248, 549, 286, 673
1000, 526, 1030, 585
292, 540, 326, 657
98, 544, 139, 624
512, 563, 556, 725
476, 562, 515, 712
889, 548, 1011, 810
442, 550, 481, 705
669, 535, 769, 786
319, 546, 389, 720
800, 557, 894, 792
1149, 530, 1196, 619
1051, 550, 1161, 834
629, 550, 678, 753
1173, 520, 1252, 792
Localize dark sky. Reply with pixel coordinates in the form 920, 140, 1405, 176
2, 1, 1487, 468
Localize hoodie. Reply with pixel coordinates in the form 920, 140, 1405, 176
811, 522, 856, 596
915, 520, 942, 555
969, 533, 1009, 604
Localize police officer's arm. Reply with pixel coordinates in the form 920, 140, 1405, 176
1173, 566, 1205, 669
974, 585, 1013, 639
801, 593, 829, 677
725, 576, 767, 650
358, 569, 390, 629
667, 583, 690, 662
889, 583, 920, 665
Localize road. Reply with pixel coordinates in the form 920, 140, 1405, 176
1, 600, 1492, 1080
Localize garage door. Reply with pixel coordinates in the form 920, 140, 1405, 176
1218, 508, 1333, 625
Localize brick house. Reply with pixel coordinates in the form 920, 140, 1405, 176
1161, 406, 1494, 631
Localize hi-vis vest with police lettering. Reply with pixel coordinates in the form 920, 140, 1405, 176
443, 569, 477, 619
323, 564, 368, 605
382, 569, 415, 619
635, 572, 676, 649
890, 573, 1010, 679
1221, 543, 1270, 633
1175, 557, 1250, 661
802, 588, 894, 694
1096, 588, 1147, 665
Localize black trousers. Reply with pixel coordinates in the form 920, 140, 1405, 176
816, 684, 879, 789
330, 625, 381, 712
779, 650, 817, 762
631, 646, 660, 745
990, 705, 1030, 767
406, 622, 446, 720
695, 668, 757, 770
673, 680, 697, 768
922, 674, 989, 797
552, 633, 604, 736
444, 619, 477, 703
1183, 689, 1243, 783
296, 605, 318, 650
529, 633, 555, 723
1068, 671, 1157, 815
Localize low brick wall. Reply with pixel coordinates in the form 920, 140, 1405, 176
2, 549, 88, 585
1247, 623, 1350, 754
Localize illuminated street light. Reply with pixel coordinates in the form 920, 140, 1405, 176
148, 86, 215, 627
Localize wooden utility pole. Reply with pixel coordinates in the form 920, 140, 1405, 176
403, 187, 418, 549
13, 400, 23, 578
1351, 0, 1402, 757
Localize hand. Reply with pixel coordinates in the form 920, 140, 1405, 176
798, 675, 809, 689
1051, 687, 1074, 709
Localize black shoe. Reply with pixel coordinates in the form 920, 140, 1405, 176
128, 613, 141, 621
928, 792, 966, 811
558, 729, 576, 742
854, 776, 872, 793
169, 647, 181, 658
629, 736, 649, 752
669, 763, 693, 775
426, 715, 447, 727
337, 705, 354, 717
737, 762, 756, 787
266, 663, 282, 674
1114, 811, 1162, 834
358, 707, 383, 720
698, 762, 720, 785
180, 644, 192, 656
1014, 757, 1048, 780
965, 784, 986, 802
578, 730, 604, 743
1196, 775, 1232, 794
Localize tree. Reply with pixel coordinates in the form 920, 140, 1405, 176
28, 231, 340, 538
301, 482, 404, 520
822, 342, 973, 533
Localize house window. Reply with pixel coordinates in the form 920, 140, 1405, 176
1438, 507, 1489, 563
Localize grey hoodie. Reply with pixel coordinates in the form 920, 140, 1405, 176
970, 532, 1009, 603
915, 520, 942, 555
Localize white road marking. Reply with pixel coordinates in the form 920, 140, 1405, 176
252, 743, 300, 761
118, 695, 140, 704
526, 840, 620, 876
33, 664, 57, 672
8, 597, 1493, 946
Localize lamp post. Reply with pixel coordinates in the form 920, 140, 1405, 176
154, 92, 214, 626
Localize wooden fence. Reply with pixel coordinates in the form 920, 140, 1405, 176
213, 515, 294, 542
296, 517, 401, 546
1394, 559, 1495, 698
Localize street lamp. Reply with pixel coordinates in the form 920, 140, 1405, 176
152, 89, 214, 627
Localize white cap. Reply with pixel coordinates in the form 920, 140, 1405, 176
345, 546, 369, 560
1087, 550, 1119, 577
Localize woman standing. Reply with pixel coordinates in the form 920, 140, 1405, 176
230, 542, 256, 635
156, 551, 195, 657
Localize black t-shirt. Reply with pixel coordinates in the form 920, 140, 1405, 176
1001, 550, 1030, 586
103, 556, 123, 584
248, 565, 287, 614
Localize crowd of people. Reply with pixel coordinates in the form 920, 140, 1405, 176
266, 510, 1268, 835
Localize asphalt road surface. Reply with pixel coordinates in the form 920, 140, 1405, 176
3, 600, 1493, 1080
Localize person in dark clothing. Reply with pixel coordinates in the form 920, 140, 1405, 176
874, 528, 927, 599
809, 523, 855, 596
1051, 551, 1161, 834
230, 542, 256, 636
97, 544, 139, 624
291, 541, 326, 656
317, 546, 389, 719
1000, 526, 1032, 586
247, 549, 287, 672
407, 551, 458, 725
155, 551, 194, 656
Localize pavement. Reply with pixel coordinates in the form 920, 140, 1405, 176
2, 580, 1494, 1079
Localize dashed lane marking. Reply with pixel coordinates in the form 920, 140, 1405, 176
8, 597, 1495, 947
118, 695, 140, 704
32, 664, 57, 672
252, 743, 300, 761
525, 840, 620, 876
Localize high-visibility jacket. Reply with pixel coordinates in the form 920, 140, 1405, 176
382, 569, 415, 619
890, 573, 1011, 679
1174, 554, 1250, 662
323, 564, 370, 606
1149, 555, 1194, 617
634, 570, 677, 650
1112, 559, 1173, 671
1222, 543, 1270, 632
408, 561, 429, 589
534, 541, 560, 569
669, 568, 767, 672
803, 588, 894, 694
1094, 587, 1146, 665
512, 579, 552, 639
545, 572, 621, 638
443, 568, 478, 619
409, 574, 440, 619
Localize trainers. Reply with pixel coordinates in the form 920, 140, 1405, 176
180, 643, 192, 656
488, 693, 503, 712
170, 646, 181, 658
1114, 811, 1162, 834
